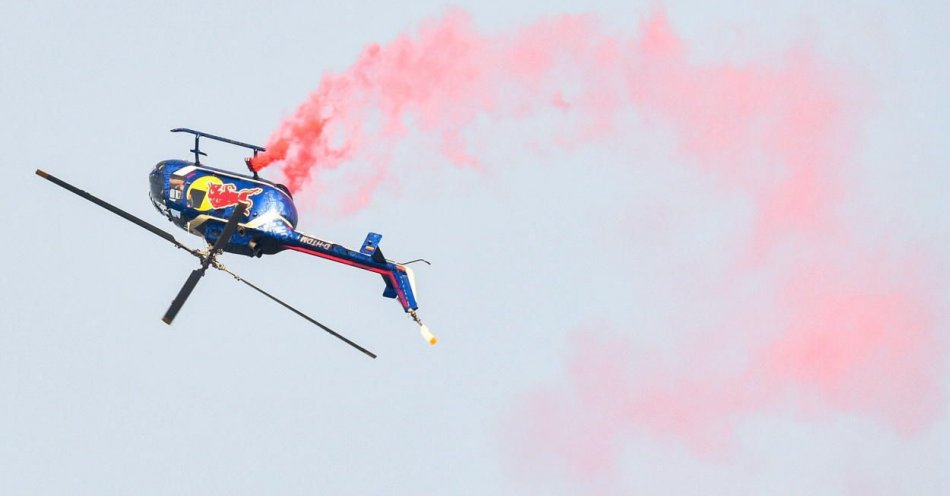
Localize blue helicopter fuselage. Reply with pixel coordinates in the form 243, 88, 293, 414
148, 159, 420, 313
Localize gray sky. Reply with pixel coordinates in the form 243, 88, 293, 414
1, 1, 948, 494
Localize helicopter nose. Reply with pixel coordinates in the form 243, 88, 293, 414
149, 163, 165, 203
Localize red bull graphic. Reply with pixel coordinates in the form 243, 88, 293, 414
185, 175, 263, 212
208, 182, 263, 209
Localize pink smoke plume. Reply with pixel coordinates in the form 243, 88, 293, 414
253, 8, 847, 233
252, 9, 844, 250
510, 255, 942, 477
251, 8, 946, 489
496, 10, 946, 488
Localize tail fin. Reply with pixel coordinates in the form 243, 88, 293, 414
354, 233, 434, 346
359, 232, 415, 309
360, 232, 383, 256
281, 229, 434, 344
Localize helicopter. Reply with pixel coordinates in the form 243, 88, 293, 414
35, 128, 436, 359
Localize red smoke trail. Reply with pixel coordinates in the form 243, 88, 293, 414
253, 8, 947, 489
256, 9, 836, 229
497, 11, 945, 488
253, 9, 843, 250
510, 254, 942, 479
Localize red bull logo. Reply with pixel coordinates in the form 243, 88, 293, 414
186, 176, 263, 212
208, 182, 263, 209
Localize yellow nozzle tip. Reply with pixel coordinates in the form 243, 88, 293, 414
420, 325, 437, 346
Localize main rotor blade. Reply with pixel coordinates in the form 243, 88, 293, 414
224, 271, 377, 359
35, 169, 199, 256
205, 202, 247, 263
162, 269, 205, 325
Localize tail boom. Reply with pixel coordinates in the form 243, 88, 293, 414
281, 231, 419, 312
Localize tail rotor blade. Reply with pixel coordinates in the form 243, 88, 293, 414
162, 269, 205, 324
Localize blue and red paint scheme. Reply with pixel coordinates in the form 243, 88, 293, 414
148, 159, 423, 321
36, 129, 433, 357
